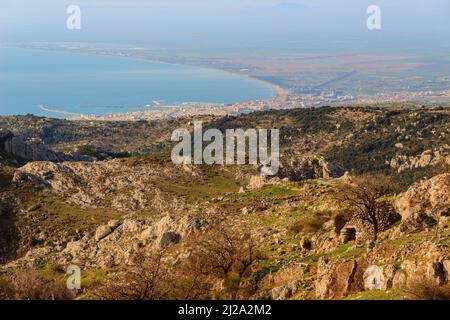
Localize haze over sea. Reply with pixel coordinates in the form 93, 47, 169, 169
0, 47, 275, 117
1, 0, 449, 117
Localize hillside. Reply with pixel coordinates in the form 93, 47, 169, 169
0, 104, 449, 300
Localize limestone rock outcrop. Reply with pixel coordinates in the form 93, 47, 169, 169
10, 214, 203, 269
278, 156, 345, 181
315, 257, 367, 299
0, 129, 90, 162
363, 264, 397, 291
263, 281, 302, 300
12, 160, 199, 212
66, 215, 202, 267
390, 148, 449, 173
394, 173, 450, 222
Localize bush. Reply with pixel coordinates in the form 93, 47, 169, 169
93, 250, 212, 300
289, 214, 330, 234
405, 278, 450, 300
0, 270, 74, 300
333, 210, 353, 233
93, 252, 170, 300
189, 227, 258, 300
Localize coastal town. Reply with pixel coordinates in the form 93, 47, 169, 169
43, 86, 450, 121
41, 88, 351, 121
9, 42, 450, 121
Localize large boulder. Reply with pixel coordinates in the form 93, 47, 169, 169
363, 265, 397, 291
247, 175, 266, 190
363, 265, 383, 290
315, 257, 367, 299
394, 173, 450, 221
94, 225, 114, 242
392, 259, 450, 289
263, 281, 301, 300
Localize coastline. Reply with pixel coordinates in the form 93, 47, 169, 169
4, 44, 287, 120
38, 105, 81, 118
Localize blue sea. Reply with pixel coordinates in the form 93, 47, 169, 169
0, 47, 275, 117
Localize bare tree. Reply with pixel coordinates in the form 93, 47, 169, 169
93, 227, 257, 300
191, 227, 257, 299
94, 251, 169, 300
336, 173, 399, 242
93, 250, 211, 300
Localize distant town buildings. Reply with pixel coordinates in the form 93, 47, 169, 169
67, 87, 450, 121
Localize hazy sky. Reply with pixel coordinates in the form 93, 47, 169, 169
1, 0, 449, 54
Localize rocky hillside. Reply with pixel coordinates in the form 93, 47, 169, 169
0, 114, 214, 158
0, 104, 449, 300
2, 105, 448, 176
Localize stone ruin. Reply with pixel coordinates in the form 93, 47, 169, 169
339, 209, 401, 243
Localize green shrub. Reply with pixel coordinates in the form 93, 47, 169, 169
289, 214, 330, 234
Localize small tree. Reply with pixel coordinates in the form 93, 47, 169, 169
94, 252, 169, 300
336, 173, 399, 242
191, 227, 256, 299
93, 227, 257, 300
94, 250, 211, 300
